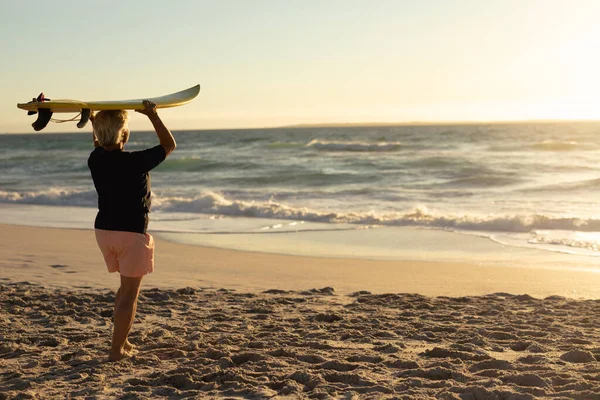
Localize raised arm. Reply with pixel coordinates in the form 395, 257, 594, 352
136, 100, 176, 156
90, 112, 101, 147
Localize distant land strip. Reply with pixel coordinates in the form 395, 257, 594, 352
282, 119, 600, 128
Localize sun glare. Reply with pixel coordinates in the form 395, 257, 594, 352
543, 98, 600, 120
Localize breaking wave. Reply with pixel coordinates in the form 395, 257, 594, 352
0, 189, 97, 207
5, 189, 600, 234
529, 230, 600, 252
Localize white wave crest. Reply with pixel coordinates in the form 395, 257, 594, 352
4, 189, 600, 234
528, 230, 600, 252
153, 191, 338, 222
306, 139, 402, 152
155, 195, 600, 233
406, 209, 600, 232
0, 189, 97, 207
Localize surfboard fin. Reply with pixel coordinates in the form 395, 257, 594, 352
77, 109, 91, 129
32, 108, 53, 131
26, 93, 54, 128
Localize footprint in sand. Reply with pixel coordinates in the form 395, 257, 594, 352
50, 264, 77, 273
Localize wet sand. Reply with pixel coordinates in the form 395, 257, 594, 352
2, 224, 600, 298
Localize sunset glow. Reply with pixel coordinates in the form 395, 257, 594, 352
1, 0, 600, 133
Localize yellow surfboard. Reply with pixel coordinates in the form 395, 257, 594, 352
17, 84, 200, 131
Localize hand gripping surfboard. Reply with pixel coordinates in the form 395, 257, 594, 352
17, 84, 201, 131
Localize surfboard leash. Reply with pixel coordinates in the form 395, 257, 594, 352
50, 113, 81, 123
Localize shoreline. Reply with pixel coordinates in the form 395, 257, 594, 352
3, 202, 600, 266
2, 223, 600, 299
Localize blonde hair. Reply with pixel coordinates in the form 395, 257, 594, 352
93, 110, 130, 146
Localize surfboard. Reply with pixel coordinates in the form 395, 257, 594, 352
17, 84, 200, 131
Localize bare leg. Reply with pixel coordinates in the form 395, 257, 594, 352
109, 275, 143, 361
114, 288, 134, 352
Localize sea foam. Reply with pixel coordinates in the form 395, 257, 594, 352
4, 189, 600, 235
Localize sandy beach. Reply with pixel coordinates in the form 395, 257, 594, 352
2, 223, 600, 399
4, 0, 600, 396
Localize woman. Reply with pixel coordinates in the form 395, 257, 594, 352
88, 100, 176, 361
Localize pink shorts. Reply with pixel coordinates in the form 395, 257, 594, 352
94, 229, 155, 277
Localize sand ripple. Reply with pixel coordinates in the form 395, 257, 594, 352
2, 283, 600, 399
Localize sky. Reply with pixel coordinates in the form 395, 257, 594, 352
1, 0, 600, 133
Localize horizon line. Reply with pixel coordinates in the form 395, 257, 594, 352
2, 118, 600, 134
280, 118, 600, 128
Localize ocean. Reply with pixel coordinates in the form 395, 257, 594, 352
3, 122, 600, 259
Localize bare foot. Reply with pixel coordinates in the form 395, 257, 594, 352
124, 340, 135, 352
108, 348, 132, 362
